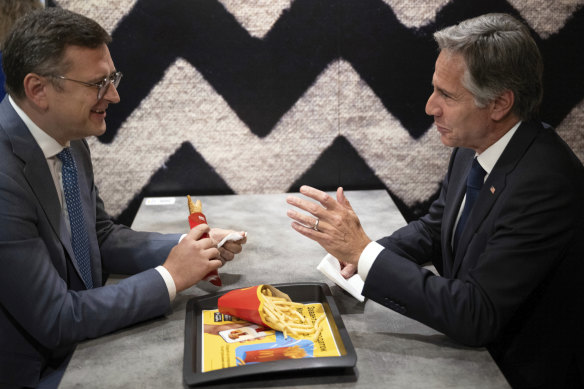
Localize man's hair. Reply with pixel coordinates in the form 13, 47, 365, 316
2, 7, 111, 99
433, 13, 543, 121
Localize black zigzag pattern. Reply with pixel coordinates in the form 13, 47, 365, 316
287, 136, 426, 223
117, 141, 235, 224
289, 136, 383, 193
47, 0, 584, 226
97, 0, 584, 143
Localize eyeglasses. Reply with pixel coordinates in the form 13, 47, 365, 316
54, 71, 123, 100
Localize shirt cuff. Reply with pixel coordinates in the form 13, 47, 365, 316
358, 241, 385, 281
179, 233, 187, 242
155, 265, 177, 302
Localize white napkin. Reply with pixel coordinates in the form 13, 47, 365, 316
217, 231, 247, 248
317, 253, 365, 302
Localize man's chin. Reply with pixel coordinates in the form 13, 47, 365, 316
92, 124, 107, 137
439, 133, 453, 147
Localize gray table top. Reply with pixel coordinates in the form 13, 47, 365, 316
59, 190, 509, 388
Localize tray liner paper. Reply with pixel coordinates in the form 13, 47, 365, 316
208, 285, 339, 371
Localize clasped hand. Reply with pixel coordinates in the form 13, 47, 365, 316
164, 225, 247, 292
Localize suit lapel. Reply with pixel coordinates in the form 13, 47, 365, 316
23, 153, 71, 252
4, 105, 61, 238
1, 99, 81, 278
451, 122, 540, 276
442, 148, 474, 277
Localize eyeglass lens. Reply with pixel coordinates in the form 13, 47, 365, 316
98, 72, 122, 100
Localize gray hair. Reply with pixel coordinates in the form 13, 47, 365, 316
2, 7, 111, 99
433, 13, 543, 121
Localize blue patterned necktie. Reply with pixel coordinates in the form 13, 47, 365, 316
453, 158, 486, 253
57, 147, 93, 289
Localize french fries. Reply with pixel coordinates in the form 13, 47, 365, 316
187, 195, 202, 214
258, 286, 325, 341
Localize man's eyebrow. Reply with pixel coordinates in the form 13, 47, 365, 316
434, 82, 460, 99
91, 71, 117, 83
436, 86, 449, 95
432, 83, 448, 95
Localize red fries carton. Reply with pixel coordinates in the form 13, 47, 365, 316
217, 285, 291, 327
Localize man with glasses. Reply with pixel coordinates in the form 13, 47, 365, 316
54, 71, 123, 101
0, 8, 246, 388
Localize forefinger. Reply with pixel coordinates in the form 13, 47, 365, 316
301, 185, 346, 212
287, 185, 337, 214
286, 194, 320, 216
300, 185, 331, 204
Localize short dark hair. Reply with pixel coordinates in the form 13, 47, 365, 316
2, 7, 111, 99
434, 13, 543, 121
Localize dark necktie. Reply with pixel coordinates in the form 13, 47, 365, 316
453, 158, 486, 253
57, 148, 93, 288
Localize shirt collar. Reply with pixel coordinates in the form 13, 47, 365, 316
8, 95, 67, 159
476, 121, 522, 175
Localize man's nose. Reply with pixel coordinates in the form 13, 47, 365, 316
103, 83, 120, 104
425, 91, 439, 116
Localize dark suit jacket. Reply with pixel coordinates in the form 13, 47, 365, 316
0, 97, 181, 387
362, 120, 584, 387
0, 51, 5, 100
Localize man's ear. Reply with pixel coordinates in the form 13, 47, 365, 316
22, 73, 50, 110
491, 89, 514, 121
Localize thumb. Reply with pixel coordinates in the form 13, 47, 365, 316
337, 187, 351, 208
187, 223, 211, 240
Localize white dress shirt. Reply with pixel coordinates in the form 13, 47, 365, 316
8, 96, 177, 301
358, 121, 521, 282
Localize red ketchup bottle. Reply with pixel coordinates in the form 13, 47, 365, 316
187, 195, 221, 286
